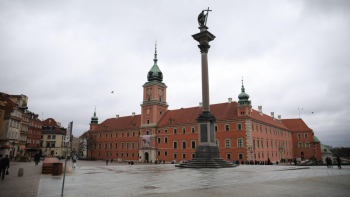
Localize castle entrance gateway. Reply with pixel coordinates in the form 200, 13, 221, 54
144, 152, 149, 163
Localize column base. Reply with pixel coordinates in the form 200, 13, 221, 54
195, 144, 220, 159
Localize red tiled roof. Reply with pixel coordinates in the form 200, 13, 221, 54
281, 119, 313, 132
42, 118, 63, 131
250, 109, 289, 130
80, 131, 89, 138
93, 114, 142, 131
1, 94, 17, 116
43, 118, 59, 126
4, 103, 14, 116
157, 102, 239, 126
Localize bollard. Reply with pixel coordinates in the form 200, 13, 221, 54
18, 168, 24, 177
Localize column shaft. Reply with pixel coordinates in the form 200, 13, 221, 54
201, 52, 210, 112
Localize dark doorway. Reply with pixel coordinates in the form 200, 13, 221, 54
301, 152, 304, 160
145, 152, 149, 163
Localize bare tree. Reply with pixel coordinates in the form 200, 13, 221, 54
80, 133, 97, 159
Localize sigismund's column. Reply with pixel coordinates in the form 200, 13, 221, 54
192, 13, 219, 159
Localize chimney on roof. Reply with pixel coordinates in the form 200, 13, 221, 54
271, 112, 275, 120
258, 106, 263, 116
228, 98, 232, 104
116, 115, 119, 118
199, 102, 202, 108
278, 115, 281, 123
132, 112, 135, 117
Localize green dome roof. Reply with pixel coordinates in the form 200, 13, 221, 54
147, 44, 163, 82
238, 80, 251, 106
91, 108, 98, 124
313, 135, 320, 143
238, 82, 249, 100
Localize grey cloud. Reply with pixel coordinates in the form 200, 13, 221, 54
0, 0, 349, 147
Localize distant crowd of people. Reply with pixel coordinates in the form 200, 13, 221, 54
232, 158, 299, 165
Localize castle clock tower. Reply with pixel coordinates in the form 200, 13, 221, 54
140, 44, 168, 128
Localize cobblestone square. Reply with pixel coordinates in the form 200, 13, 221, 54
1, 160, 350, 197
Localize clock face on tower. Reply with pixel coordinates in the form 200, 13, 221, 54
158, 89, 163, 96
147, 88, 152, 95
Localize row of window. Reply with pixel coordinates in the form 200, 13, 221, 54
29, 121, 41, 128
96, 142, 139, 149
19, 134, 27, 141
11, 110, 21, 118
7, 132, 18, 139
27, 138, 40, 144
46, 135, 56, 139
95, 138, 245, 150
93, 123, 245, 139
298, 142, 311, 148
253, 138, 292, 149
252, 122, 291, 138
253, 150, 292, 159
28, 129, 41, 135
297, 133, 308, 139
97, 151, 139, 158
9, 119, 20, 129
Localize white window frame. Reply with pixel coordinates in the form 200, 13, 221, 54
237, 138, 243, 148
225, 139, 231, 148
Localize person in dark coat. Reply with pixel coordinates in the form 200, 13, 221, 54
336, 156, 341, 169
326, 157, 330, 168
0, 155, 10, 180
34, 152, 41, 165
293, 158, 297, 166
268, 158, 271, 165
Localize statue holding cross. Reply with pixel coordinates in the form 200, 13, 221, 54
198, 7, 212, 27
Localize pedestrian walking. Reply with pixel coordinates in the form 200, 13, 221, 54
72, 155, 77, 169
0, 155, 10, 180
111, 159, 113, 163
337, 156, 341, 169
34, 152, 41, 166
106, 159, 108, 166
326, 157, 330, 168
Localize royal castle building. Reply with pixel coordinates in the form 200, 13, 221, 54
82, 46, 323, 163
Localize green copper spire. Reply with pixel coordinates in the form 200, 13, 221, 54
91, 107, 98, 124
238, 78, 251, 106
147, 42, 163, 82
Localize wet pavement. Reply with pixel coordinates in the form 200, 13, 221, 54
37, 161, 350, 197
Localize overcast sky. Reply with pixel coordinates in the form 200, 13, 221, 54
1, 0, 349, 147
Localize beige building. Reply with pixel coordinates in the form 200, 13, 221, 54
40, 118, 69, 157
6, 94, 30, 156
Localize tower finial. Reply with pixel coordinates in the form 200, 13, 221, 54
154, 41, 158, 63
94, 106, 96, 116
241, 77, 245, 93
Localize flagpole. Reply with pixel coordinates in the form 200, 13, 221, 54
61, 121, 73, 196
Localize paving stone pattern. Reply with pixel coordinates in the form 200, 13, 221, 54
0, 161, 42, 197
